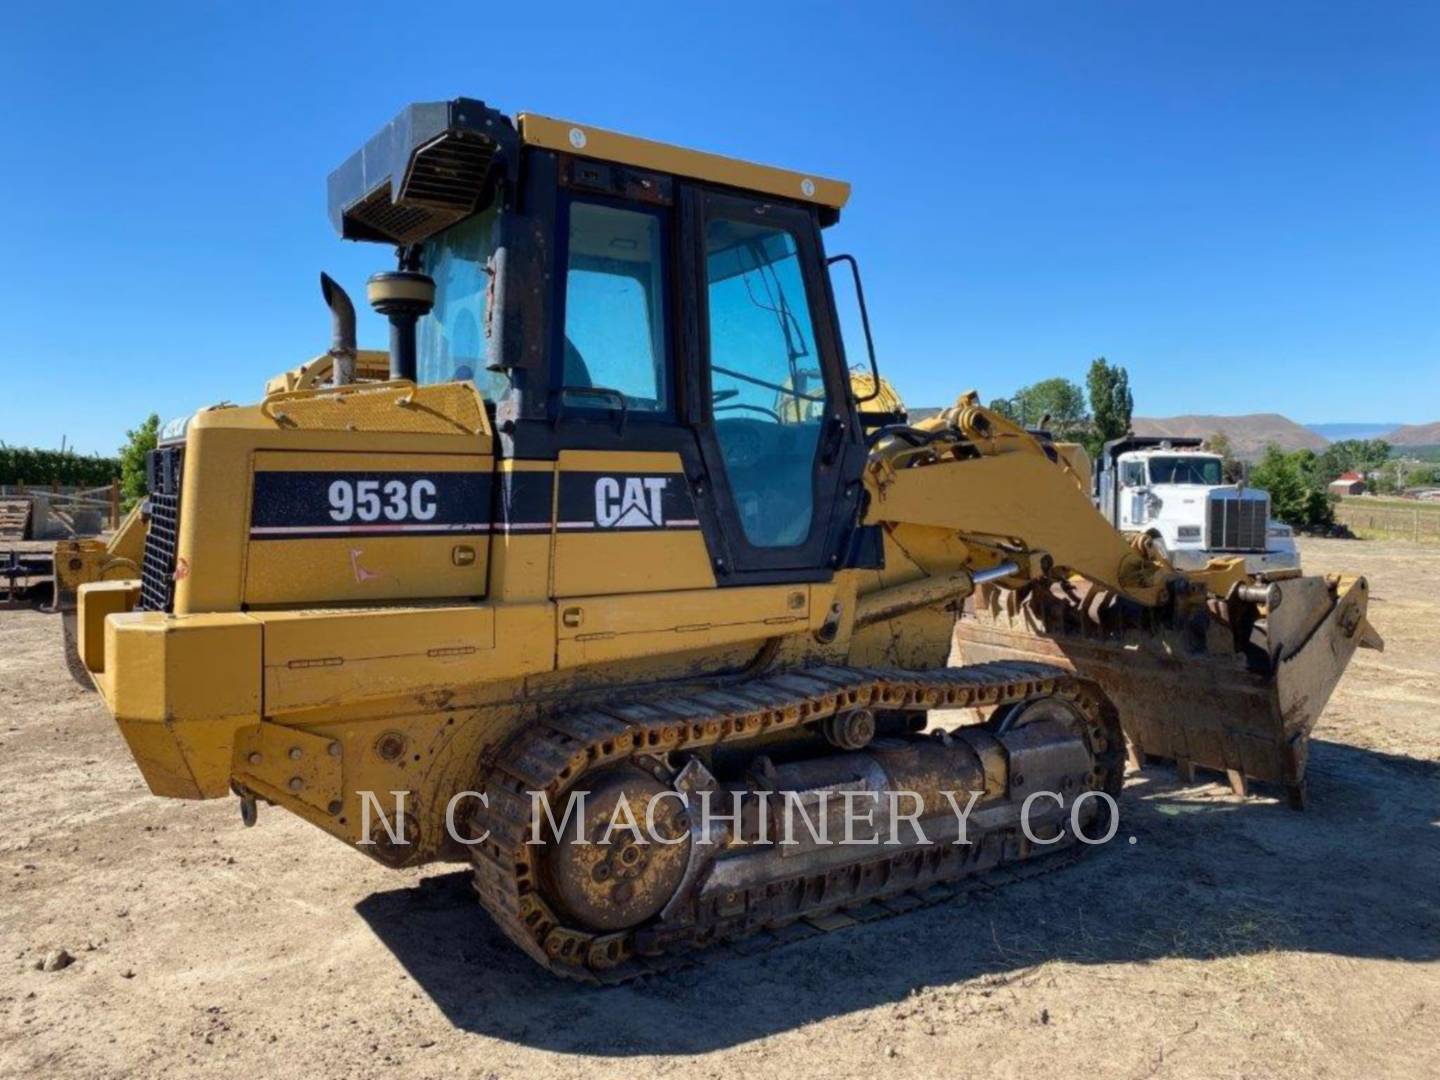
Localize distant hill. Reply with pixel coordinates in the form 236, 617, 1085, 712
1387, 421, 1440, 447
1132, 414, 1327, 458
1306, 422, 1403, 441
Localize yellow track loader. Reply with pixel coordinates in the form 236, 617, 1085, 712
77, 98, 1377, 980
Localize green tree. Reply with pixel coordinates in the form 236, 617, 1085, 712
0, 446, 119, 487
1249, 444, 1335, 530
1367, 458, 1437, 494
1204, 432, 1245, 483
1409, 464, 1440, 487
119, 414, 160, 511
988, 396, 1019, 422
992, 377, 1089, 440
1319, 438, 1392, 481
1086, 357, 1133, 454
1369, 461, 1400, 495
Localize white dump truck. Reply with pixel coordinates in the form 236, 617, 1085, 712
1094, 437, 1299, 573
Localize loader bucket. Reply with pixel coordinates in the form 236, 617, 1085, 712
954, 574, 1380, 807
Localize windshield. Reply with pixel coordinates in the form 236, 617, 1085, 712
1148, 456, 1223, 485
416, 204, 505, 399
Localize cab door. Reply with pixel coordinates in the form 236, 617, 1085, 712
683, 189, 865, 581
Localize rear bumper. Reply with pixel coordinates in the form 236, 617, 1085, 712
78, 581, 260, 799
77, 581, 553, 803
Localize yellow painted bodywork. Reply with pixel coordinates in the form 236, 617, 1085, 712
1053, 442, 1093, 493
256, 603, 551, 715
76, 579, 140, 673
172, 380, 489, 614
53, 502, 148, 597
79, 376, 1266, 864
556, 584, 827, 669
80, 377, 854, 859
264, 349, 392, 395
867, 392, 1251, 605
847, 370, 908, 420
97, 610, 261, 798
242, 449, 490, 606
553, 450, 714, 597
490, 459, 555, 602
519, 113, 850, 210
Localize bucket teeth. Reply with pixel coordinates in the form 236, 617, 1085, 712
955, 574, 1374, 802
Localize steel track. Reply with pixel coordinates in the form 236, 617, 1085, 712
470, 660, 1123, 983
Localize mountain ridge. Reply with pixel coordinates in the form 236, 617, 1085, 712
1387, 421, 1440, 447
1131, 413, 1327, 457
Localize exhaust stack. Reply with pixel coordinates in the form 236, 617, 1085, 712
319, 273, 357, 385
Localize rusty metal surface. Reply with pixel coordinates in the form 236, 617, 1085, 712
955, 576, 1378, 805
470, 661, 1122, 982
545, 767, 691, 931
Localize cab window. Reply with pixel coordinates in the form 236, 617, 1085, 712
1121, 460, 1146, 487
559, 201, 671, 415
704, 217, 826, 548
417, 203, 506, 399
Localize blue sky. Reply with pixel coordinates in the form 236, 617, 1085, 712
3, 2, 1437, 455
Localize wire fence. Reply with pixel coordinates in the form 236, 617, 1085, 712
1335, 498, 1440, 543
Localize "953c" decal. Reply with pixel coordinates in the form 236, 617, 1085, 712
249, 471, 491, 540
326, 478, 437, 523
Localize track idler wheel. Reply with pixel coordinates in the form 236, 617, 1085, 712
541, 767, 692, 932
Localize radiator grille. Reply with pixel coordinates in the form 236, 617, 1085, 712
1207, 494, 1268, 551
138, 446, 183, 613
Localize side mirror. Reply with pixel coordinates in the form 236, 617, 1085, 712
826, 253, 881, 407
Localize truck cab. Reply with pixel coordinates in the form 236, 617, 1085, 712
1095, 437, 1299, 573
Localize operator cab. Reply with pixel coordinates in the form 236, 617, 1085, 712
328, 98, 879, 586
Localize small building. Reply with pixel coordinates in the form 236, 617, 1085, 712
1328, 471, 1366, 496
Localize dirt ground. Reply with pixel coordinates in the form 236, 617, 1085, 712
2, 537, 1437, 1079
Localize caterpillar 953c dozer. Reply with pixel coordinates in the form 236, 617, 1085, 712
76, 98, 1377, 981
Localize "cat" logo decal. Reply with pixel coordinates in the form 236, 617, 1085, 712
594, 476, 669, 528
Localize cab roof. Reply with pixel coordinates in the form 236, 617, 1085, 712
328, 97, 850, 247
517, 112, 850, 211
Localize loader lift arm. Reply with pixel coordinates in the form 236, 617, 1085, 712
860, 391, 1248, 605
873, 396, 1382, 806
